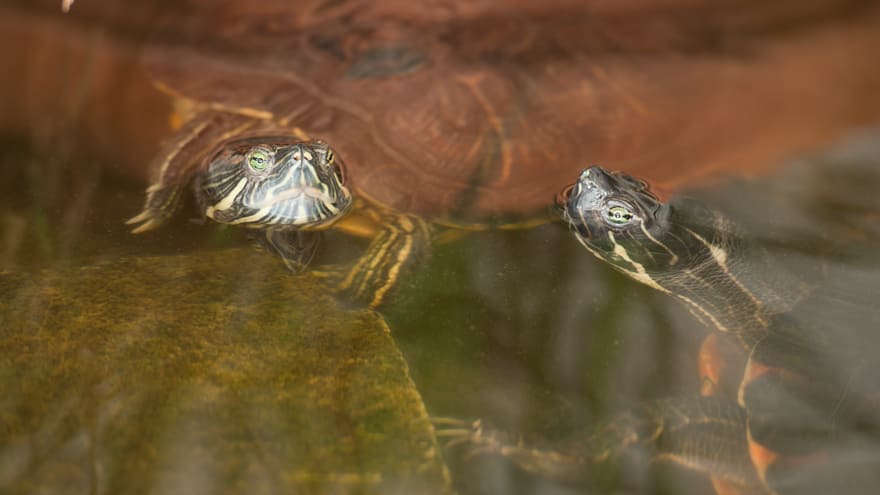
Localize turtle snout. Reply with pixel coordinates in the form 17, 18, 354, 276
277, 144, 323, 189
580, 166, 616, 192
570, 167, 608, 213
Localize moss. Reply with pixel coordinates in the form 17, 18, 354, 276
0, 248, 450, 494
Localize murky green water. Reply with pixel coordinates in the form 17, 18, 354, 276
3, 2, 880, 495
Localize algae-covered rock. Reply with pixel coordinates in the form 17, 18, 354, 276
0, 249, 450, 494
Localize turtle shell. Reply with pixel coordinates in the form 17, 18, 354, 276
736, 271, 880, 493
697, 299, 880, 494
145, 0, 880, 223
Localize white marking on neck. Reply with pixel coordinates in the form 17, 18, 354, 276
687, 228, 728, 266
676, 293, 728, 333
684, 227, 767, 327
639, 221, 678, 265
230, 206, 273, 225
607, 231, 669, 294
205, 177, 248, 218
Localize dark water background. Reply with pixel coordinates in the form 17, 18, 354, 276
2, 1, 880, 494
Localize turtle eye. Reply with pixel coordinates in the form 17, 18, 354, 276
246, 147, 272, 172
603, 201, 635, 227
326, 147, 346, 184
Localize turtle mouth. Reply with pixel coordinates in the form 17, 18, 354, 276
205, 185, 351, 228
244, 187, 352, 228
250, 186, 343, 212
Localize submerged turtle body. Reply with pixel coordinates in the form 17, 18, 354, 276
561, 167, 880, 493
129, 1, 880, 306
444, 167, 880, 494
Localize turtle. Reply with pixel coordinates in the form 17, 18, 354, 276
437, 166, 880, 494
126, 1, 880, 308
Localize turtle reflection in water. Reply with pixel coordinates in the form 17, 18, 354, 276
440, 167, 880, 495
127, 1, 880, 308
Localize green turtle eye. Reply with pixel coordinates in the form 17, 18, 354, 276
246, 148, 272, 172
604, 203, 634, 227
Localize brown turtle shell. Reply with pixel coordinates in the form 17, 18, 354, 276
146, 0, 880, 222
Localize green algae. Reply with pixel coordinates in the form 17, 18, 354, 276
0, 248, 450, 495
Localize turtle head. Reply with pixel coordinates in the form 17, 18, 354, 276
200, 138, 352, 230
559, 166, 799, 339
558, 166, 688, 279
